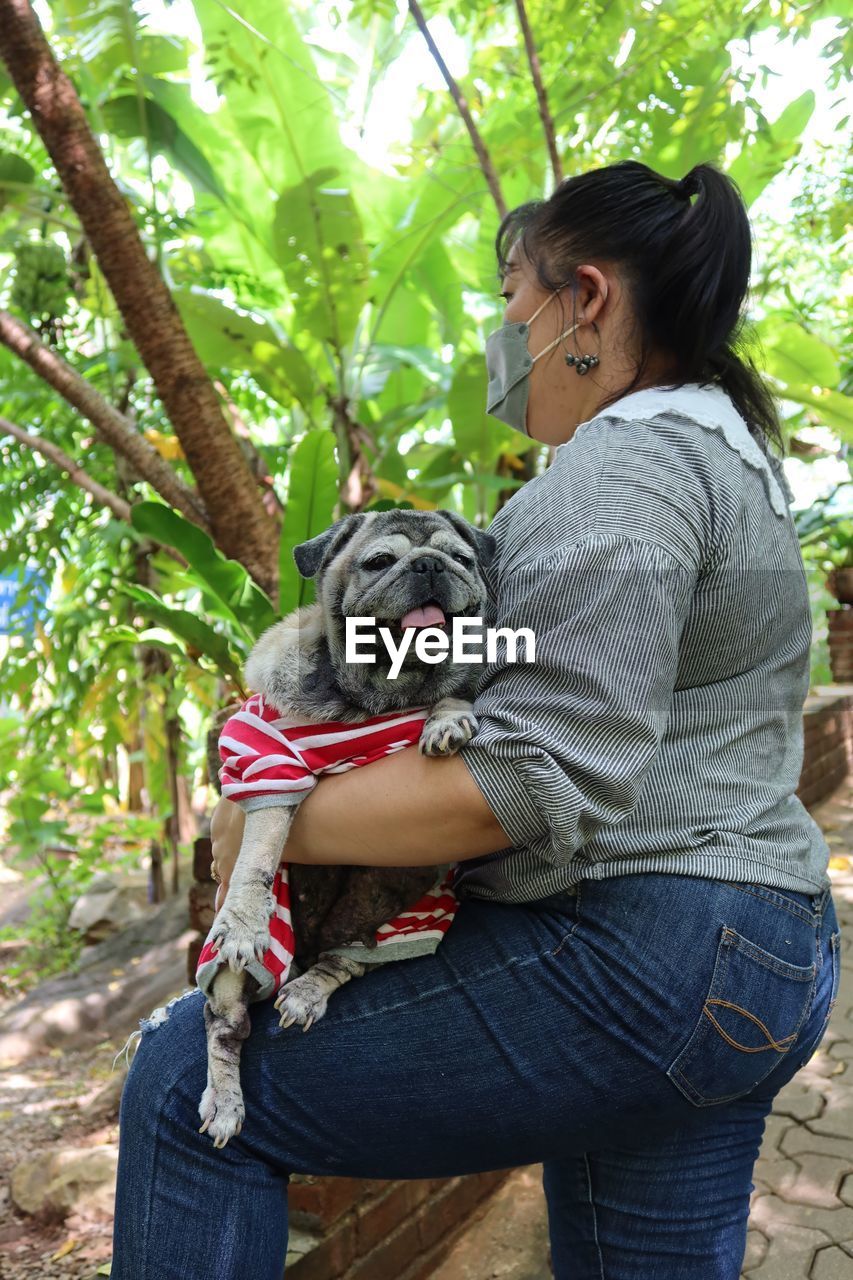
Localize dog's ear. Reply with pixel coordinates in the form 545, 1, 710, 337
436, 510, 497, 568
293, 513, 368, 579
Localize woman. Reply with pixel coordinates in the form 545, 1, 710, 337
111, 160, 841, 1279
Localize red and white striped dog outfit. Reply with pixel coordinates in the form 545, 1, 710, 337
196, 693, 459, 1002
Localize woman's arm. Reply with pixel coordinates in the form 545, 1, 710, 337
210, 749, 513, 899
289, 749, 512, 864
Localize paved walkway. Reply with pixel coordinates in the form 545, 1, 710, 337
430, 782, 853, 1280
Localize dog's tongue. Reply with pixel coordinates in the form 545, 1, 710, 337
399, 604, 446, 629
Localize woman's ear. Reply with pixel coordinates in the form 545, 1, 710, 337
574, 264, 610, 326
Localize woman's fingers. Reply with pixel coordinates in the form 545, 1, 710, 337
214, 879, 229, 913
210, 795, 245, 890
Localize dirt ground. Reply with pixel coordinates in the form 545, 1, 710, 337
0, 1040, 123, 1280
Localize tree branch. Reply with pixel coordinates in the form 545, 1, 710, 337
213, 379, 284, 520
1, 415, 131, 521
514, 0, 563, 184
0, 310, 211, 531
2, 416, 189, 567
407, 0, 507, 220
0, 0, 278, 596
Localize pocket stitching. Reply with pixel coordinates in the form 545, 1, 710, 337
702, 999, 799, 1053
724, 926, 816, 981
667, 922, 816, 1107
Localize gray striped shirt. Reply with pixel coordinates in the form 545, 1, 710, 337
455, 382, 831, 904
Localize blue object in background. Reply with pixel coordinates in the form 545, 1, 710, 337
0, 569, 49, 635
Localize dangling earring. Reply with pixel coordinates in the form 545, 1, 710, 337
564, 352, 600, 376
565, 320, 601, 376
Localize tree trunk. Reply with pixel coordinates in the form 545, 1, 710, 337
148, 840, 166, 906
0, 0, 279, 598
164, 712, 183, 895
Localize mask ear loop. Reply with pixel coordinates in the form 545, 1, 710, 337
527, 284, 579, 363
531, 320, 581, 364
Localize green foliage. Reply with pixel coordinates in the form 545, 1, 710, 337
278, 430, 339, 613
129, 503, 278, 638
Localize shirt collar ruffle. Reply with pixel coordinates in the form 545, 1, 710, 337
573, 381, 789, 518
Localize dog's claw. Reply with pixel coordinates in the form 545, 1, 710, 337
420, 712, 477, 757
302, 1015, 314, 1032
198, 1082, 245, 1148
208, 896, 274, 973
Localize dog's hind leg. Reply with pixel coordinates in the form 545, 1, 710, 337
274, 953, 367, 1031
198, 967, 254, 1148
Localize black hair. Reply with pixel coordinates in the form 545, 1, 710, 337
495, 159, 783, 453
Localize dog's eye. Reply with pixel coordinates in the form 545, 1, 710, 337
363, 553, 396, 571
451, 552, 474, 567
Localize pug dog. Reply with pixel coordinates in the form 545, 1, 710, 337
197, 507, 496, 1147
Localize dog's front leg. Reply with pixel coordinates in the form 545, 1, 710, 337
419, 697, 477, 757
206, 806, 294, 971
275, 954, 367, 1031
199, 967, 253, 1148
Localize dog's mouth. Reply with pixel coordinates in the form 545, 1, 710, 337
397, 602, 447, 631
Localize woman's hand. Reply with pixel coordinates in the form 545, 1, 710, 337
210, 796, 245, 910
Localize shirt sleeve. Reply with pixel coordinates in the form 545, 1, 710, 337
457, 534, 697, 863
218, 707, 316, 812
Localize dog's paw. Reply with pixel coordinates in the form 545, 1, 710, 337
274, 974, 330, 1032
419, 710, 477, 757
198, 1083, 245, 1149
207, 895, 274, 971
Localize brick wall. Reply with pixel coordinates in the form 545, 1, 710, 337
797, 686, 853, 810
286, 1169, 512, 1280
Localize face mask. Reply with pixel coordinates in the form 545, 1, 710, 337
485, 290, 581, 436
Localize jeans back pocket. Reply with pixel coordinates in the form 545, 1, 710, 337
667, 924, 816, 1107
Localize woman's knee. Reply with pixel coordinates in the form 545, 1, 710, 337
119, 990, 209, 1126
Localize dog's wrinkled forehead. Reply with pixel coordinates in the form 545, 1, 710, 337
349, 511, 472, 562
293, 509, 496, 580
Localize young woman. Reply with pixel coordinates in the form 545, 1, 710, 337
111, 160, 840, 1280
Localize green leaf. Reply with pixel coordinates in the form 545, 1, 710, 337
170, 288, 317, 407
727, 92, 816, 207
774, 384, 853, 442
448, 355, 523, 465
129, 503, 278, 639
100, 93, 227, 203
370, 161, 485, 348
759, 319, 840, 389
273, 169, 370, 350
278, 430, 339, 613
119, 584, 247, 686
0, 151, 37, 211
192, 0, 354, 190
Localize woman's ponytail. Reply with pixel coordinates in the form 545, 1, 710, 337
495, 159, 783, 452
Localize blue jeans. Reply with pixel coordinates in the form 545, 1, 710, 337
111, 873, 841, 1279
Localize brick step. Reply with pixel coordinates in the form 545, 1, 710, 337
421, 1164, 551, 1280
285, 1169, 512, 1280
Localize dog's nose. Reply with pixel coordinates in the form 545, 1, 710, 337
411, 556, 445, 575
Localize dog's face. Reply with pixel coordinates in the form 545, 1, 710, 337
293, 509, 497, 709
